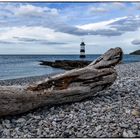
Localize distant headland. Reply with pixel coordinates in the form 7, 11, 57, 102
130, 50, 140, 55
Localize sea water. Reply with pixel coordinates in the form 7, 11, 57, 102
0, 54, 139, 80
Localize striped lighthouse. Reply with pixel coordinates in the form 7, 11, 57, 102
80, 41, 86, 58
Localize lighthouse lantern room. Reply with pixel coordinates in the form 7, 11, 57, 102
80, 41, 86, 58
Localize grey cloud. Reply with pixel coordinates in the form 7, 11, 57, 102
13, 37, 39, 42
111, 25, 138, 32
111, 3, 126, 9
131, 39, 140, 45
53, 23, 123, 36
0, 40, 14, 44
94, 29, 123, 36
0, 15, 129, 37
110, 16, 140, 32
134, 3, 140, 10
13, 37, 67, 45
89, 7, 109, 13
0, 16, 123, 37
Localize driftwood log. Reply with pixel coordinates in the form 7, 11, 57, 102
0, 47, 123, 117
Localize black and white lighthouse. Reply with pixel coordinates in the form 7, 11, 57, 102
80, 41, 86, 58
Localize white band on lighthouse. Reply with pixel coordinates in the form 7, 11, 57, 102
80, 52, 85, 55
80, 46, 85, 50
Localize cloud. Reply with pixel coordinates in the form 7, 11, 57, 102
131, 39, 140, 45
0, 16, 129, 39
0, 11, 139, 38
111, 2, 126, 9
13, 4, 59, 17
13, 36, 67, 45
0, 3, 137, 38
88, 2, 126, 15
89, 7, 108, 13
134, 3, 140, 10
110, 16, 140, 32
53, 24, 123, 36
77, 15, 140, 37
94, 29, 123, 36
0, 26, 76, 45
0, 40, 14, 44
14, 4, 45, 17
0, 3, 59, 19
77, 17, 127, 30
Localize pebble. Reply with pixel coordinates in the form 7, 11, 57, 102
131, 109, 140, 117
95, 125, 102, 131
0, 62, 140, 138
123, 130, 136, 138
119, 123, 129, 128
16, 118, 26, 123
3, 120, 11, 128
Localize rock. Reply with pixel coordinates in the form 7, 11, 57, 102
3, 120, 11, 128
16, 118, 26, 123
40, 60, 92, 70
38, 120, 44, 126
36, 128, 42, 136
131, 109, 140, 117
131, 125, 138, 130
95, 125, 102, 131
123, 130, 136, 138
119, 123, 129, 128
129, 50, 140, 55
3, 129, 10, 136
33, 115, 41, 119
76, 132, 83, 138
63, 131, 71, 138
127, 130, 136, 138
54, 118, 63, 122
125, 109, 131, 114
123, 130, 129, 137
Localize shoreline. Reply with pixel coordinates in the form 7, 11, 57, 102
0, 61, 139, 86
0, 62, 140, 138
0, 71, 64, 86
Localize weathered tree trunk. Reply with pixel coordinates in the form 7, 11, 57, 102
0, 47, 123, 117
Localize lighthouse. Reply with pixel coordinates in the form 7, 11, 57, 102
80, 41, 86, 58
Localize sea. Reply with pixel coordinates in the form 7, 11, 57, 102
0, 54, 140, 80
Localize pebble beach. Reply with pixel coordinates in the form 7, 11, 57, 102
0, 62, 140, 138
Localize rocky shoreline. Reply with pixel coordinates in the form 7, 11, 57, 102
40, 60, 92, 70
130, 50, 140, 55
0, 62, 140, 138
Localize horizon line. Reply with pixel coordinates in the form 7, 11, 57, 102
0, 53, 130, 55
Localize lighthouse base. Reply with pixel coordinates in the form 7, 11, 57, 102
80, 55, 86, 58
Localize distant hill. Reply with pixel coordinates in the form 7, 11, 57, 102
130, 50, 140, 55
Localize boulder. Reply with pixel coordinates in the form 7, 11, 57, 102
40, 60, 92, 70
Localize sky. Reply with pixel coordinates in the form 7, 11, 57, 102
0, 2, 140, 54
